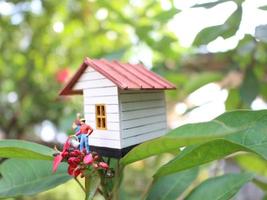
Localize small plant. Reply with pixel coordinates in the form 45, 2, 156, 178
52, 137, 116, 199
0, 110, 267, 200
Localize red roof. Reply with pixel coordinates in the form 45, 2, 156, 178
59, 57, 176, 95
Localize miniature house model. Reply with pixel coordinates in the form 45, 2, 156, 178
60, 57, 176, 158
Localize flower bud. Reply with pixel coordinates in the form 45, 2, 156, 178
68, 157, 80, 165
83, 153, 93, 165
62, 151, 69, 158
99, 162, 109, 170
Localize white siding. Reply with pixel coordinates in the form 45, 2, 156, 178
73, 67, 115, 90
119, 90, 167, 148
74, 66, 121, 149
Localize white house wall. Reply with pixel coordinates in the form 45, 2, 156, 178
73, 66, 121, 149
73, 67, 115, 90
119, 90, 167, 148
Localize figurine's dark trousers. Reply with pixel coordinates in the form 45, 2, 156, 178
79, 134, 90, 153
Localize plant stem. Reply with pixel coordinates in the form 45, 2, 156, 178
75, 177, 86, 192
98, 170, 110, 199
111, 160, 124, 200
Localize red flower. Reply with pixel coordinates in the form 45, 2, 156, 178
68, 157, 81, 165
62, 151, 69, 158
53, 136, 109, 178
83, 153, 93, 165
56, 68, 69, 84
68, 165, 81, 177
53, 154, 63, 173
70, 149, 82, 157
53, 137, 71, 173
62, 137, 71, 152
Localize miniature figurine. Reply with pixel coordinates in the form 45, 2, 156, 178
75, 118, 93, 154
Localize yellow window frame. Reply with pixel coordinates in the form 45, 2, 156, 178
95, 104, 107, 130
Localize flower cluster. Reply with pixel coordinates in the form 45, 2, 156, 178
53, 137, 109, 177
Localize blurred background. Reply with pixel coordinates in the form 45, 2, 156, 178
1, 0, 267, 199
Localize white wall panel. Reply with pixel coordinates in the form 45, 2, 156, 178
122, 107, 165, 121
121, 129, 166, 148
122, 122, 166, 138
89, 137, 121, 149
119, 90, 167, 147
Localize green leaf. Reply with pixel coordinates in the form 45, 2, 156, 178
221, 6, 242, 39
185, 173, 253, 200
121, 113, 241, 165
155, 139, 252, 178
253, 178, 267, 191
154, 8, 180, 22
193, 25, 225, 46
258, 5, 267, 10
193, 5, 242, 45
121, 110, 267, 166
235, 154, 267, 176
0, 140, 54, 160
156, 108, 267, 176
146, 168, 198, 200
225, 89, 240, 111
156, 110, 267, 176
184, 72, 223, 94
192, 0, 231, 8
0, 159, 71, 198
217, 110, 267, 159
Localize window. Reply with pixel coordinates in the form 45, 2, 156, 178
95, 104, 107, 130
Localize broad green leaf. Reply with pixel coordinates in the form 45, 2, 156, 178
0, 140, 54, 160
146, 168, 198, 200
220, 111, 267, 159
253, 178, 267, 191
0, 159, 71, 198
193, 5, 242, 45
225, 89, 240, 111
155, 110, 267, 177
240, 69, 259, 106
184, 72, 223, 94
121, 110, 267, 166
193, 24, 225, 46
192, 0, 231, 8
154, 8, 180, 22
121, 114, 241, 165
221, 6, 242, 39
185, 173, 253, 200
154, 139, 252, 177
259, 5, 267, 10
236, 154, 267, 176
